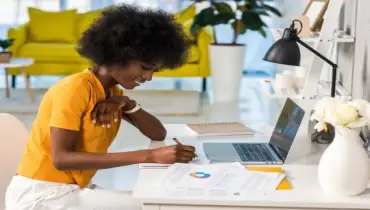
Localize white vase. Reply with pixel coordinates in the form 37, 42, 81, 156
318, 126, 370, 196
209, 44, 246, 102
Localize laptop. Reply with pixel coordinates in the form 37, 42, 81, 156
203, 98, 305, 165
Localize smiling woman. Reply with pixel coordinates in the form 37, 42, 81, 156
5, 3, 195, 210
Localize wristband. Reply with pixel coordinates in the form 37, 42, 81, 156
124, 100, 141, 114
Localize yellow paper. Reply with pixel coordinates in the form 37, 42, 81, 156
247, 166, 292, 190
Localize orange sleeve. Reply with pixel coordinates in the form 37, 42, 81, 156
113, 85, 125, 96
50, 80, 90, 131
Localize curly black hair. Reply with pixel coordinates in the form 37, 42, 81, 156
77, 4, 191, 70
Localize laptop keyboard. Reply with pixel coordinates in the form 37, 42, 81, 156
232, 143, 278, 162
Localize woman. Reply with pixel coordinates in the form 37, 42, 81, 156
6, 4, 194, 209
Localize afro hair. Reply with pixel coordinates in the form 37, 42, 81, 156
77, 4, 191, 70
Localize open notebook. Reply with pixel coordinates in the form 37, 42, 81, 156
186, 122, 255, 137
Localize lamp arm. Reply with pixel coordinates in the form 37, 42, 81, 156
296, 38, 338, 68
296, 38, 338, 97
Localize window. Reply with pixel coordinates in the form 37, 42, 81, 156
67, 0, 91, 12
0, 0, 60, 24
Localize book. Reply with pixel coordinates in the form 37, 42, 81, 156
186, 122, 255, 137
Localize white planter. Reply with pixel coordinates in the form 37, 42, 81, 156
318, 126, 370, 196
209, 44, 246, 102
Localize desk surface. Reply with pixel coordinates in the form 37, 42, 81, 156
133, 164, 370, 209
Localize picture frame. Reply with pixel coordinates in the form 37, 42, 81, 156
302, 0, 329, 31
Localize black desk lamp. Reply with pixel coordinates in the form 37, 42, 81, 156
263, 20, 338, 97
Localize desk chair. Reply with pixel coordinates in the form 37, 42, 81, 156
0, 113, 28, 208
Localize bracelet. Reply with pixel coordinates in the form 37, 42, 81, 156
123, 100, 141, 114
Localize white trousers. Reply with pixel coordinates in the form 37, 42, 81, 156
5, 175, 142, 210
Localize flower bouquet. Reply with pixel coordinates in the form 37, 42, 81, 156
310, 97, 370, 196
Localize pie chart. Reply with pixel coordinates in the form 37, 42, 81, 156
190, 171, 211, 179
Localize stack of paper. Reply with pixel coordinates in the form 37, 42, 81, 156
157, 162, 286, 197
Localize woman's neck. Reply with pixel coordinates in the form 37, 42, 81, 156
91, 66, 117, 94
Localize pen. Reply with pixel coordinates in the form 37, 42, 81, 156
173, 138, 198, 159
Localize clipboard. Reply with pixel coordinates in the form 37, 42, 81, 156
247, 166, 292, 190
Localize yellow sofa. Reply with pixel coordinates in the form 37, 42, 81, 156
7, 6, 213, 90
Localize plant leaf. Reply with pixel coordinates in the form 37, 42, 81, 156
254, 10, 269, 16
190, 24, 201, 36
247, 0, 259, 8
263, 4, 282, 17
0, 39, 14, 51
198, 7, 215, 26
212, 12, 235, 25
242, 11, 264, 31
258, 28, 267, 38
213, 2, 233, 14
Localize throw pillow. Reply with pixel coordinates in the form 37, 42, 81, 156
174, 4, 196, 24
28, 7, 77, 43
77, 9, 104, 39
174, 5, 196, 41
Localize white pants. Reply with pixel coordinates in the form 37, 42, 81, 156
5, 175, 142, 210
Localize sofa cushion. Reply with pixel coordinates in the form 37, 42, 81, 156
19, 43, 88, 63
28, 7, 78, 43
77, 9, 104, 38
188, 44, 200, 63
174, 5, 196, 41
174, 4, 195, 24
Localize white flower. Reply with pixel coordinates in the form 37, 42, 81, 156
326, 103, 358, 126
310, 97, 370, 131
349, 99, 368, 117
347, 117, 368, 128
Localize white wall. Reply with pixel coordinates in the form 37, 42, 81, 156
350, 0, 370, 100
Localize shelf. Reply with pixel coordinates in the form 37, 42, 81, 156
258, 79, 352, 100
317, 81, 352, 100
258, 79, 302, 99
270, 29, 355, 43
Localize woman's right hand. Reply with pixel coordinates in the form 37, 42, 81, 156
151, 144, 195, 164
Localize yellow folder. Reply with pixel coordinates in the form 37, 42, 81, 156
246, 166, 292, 190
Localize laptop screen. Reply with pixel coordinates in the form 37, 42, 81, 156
269, 98, 305, 161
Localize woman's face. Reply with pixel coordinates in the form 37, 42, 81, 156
109, 61, 161, 90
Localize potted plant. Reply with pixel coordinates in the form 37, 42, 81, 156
311, 97, 370, 196
188, 0, 281, 102
0, 38, 15, 63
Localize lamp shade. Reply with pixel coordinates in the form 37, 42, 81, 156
263, 38, 301, 66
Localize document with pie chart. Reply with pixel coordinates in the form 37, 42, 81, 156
159, 162, 285, 197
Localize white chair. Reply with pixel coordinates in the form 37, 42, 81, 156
0, 113, 28, 208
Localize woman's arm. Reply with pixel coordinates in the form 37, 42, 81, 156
91, 96, 167, 141
50, 127, 194, 170
122, 98, 167, 141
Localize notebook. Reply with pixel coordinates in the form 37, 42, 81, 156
186, 122, 255, 137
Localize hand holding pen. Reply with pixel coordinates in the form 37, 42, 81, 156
150, 138, 195, 164
173, 138, 198, 159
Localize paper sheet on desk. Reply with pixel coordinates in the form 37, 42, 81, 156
247, 166, 292, 190
139, 138, 208, 168
156, 163, 285, 197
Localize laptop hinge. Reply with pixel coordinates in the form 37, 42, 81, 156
269, 143, 284, 162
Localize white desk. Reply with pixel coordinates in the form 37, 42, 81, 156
133, 165, 370, 210
133, 125, 370, 210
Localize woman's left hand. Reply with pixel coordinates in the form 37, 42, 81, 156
91, 96, 132, 128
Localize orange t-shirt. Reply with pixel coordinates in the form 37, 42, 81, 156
17, 70, 123, 187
